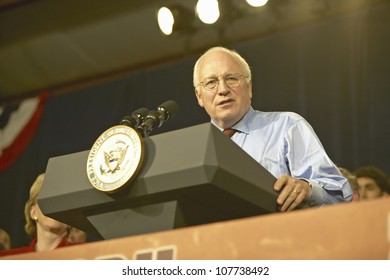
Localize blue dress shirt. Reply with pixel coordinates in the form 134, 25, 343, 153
212, 107, 353, 207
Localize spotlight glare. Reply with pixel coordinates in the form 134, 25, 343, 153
157, 7, 174, 35
196, 0, 220, 25
245, 0, 268, 7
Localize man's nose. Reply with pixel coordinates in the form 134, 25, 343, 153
217, 78, 229, 95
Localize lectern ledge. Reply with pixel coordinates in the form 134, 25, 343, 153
38, 123, 278, 240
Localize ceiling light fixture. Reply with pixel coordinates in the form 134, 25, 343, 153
157, 5, 194, 36
245, 0, 269, 7
196, 0, 220, 24
157, 7, 175, 35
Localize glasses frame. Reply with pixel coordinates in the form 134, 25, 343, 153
198, 73, 248, 91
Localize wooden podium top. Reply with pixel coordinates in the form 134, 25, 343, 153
1, 197, 389, 260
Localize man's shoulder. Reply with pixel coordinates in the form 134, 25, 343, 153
252, 110, 304, 123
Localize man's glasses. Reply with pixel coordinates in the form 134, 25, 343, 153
199, 73, 248, 91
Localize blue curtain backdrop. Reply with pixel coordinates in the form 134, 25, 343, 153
1, 3, 390, 248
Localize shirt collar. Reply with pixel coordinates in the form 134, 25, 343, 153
211, 106, 255, 135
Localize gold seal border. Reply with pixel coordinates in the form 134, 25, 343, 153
86, 125, 144, 193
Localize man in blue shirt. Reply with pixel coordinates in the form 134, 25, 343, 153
193, 46, 352, 211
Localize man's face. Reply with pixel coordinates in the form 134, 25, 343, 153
356, 177, 384, 200
195, 50, 252, 129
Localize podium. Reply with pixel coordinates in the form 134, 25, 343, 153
38, 123, 277, 240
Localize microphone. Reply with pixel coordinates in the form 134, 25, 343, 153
137, 100, 179, 137
120, 107, 149, 128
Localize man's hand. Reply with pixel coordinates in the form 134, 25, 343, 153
273, 175, 312, 212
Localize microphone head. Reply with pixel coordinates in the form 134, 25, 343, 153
120, 107, 150, 127
132, 107, 149, 118
158, 100, 179, 119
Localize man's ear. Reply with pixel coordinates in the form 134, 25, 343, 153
195, 88, 204, 107
248, 80, 253, 99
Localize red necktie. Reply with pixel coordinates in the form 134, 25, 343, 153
223, 128, 237, 137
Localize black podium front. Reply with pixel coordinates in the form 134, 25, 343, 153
38, 123, 278, 240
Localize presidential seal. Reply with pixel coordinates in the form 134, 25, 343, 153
86, 125, 144, 192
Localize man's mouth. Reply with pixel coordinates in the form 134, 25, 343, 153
218, 99, 233, 106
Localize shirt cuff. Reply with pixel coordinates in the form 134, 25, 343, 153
306, 181, 324, 207
299, 179, 324, 207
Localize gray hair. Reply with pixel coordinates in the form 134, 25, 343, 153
193, 46, 252, 88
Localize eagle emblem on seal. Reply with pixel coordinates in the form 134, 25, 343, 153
100, 140, 129, 175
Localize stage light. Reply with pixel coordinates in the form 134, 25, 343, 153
157, 7, 174, 35
196, 0, 220, 24
157, 5, 194, 36
245, 0, 268, 7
